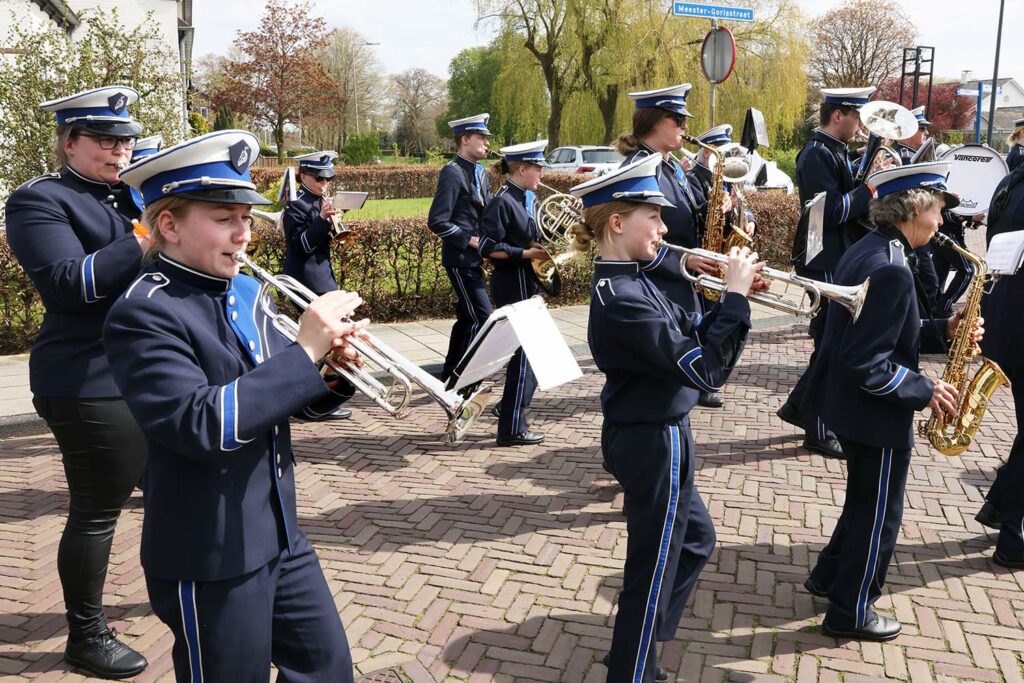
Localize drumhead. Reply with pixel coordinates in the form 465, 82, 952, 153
940, 143, 1009, 215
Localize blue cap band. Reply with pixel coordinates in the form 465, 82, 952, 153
875, 173, 948, 198
56, 105, 132, 124
581, 174, 661, 208
823, 95, 870, 106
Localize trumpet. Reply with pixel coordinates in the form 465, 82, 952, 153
234, 246, 490, 443
660, 242, 870, 322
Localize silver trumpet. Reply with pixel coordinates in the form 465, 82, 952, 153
660, 242, 870, 323
234, 250, 491, 443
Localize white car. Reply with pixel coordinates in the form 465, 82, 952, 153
545, 145, 624, 175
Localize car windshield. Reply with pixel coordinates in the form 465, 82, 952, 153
582, 149, 624, 163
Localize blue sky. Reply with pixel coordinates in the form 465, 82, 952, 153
192, 0, 1023, 83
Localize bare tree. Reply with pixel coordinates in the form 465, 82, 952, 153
317, 28, 387, 149
809, 0, 917, 88
390, 68, 447, 155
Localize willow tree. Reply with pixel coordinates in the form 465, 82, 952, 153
488, 33, 552, 146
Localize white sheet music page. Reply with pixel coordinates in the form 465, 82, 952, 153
986, 230, 1024, 276
450, 315, 521, 392
805, 192, 826, 265
506, 297, 582, 391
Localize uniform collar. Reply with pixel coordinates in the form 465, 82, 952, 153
63, 164, 122, 193
455, 154, 479, 170
594, 259, 640, 276
638, 142, 671, 165
298, 183, 322, 199
812, 128, 849, 152
504, 180, 527, 200
873, 223, 915, 260
156, 253, 232, 292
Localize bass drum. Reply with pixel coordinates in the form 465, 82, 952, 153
941, 143, 1009, 216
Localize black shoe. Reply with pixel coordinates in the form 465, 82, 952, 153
491, 404, 501, 419
993, 551, 1024, 569
803, 577, 829, 598
776, 402, 803, 429
327, 407, 352, 420
601, 653, 671, 681
802, 436, 844, 459
496, 430, 544, 447
697, 391, 725, 408
65, 628, 147, 679
822, 614, 901, 641
976, 501, 1002, 530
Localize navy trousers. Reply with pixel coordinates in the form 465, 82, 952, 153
809, 437, 911, 629
787, 267, 837, 442
146, 533, 353, 683
602, 418, 716, 683
442, 266, 493, 381
987, 366, 1024, 558
492, 266, 539, 437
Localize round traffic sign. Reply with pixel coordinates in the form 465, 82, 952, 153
701, 27, 737, 84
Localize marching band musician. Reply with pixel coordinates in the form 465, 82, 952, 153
283, 150, 352, 420
800, 162, 979, 639
4, 85, 149, 679
976, 155, 1024, 568
691, 123, 757, 239
128, 134, 163, 212
568, 154, 760, 683
108, 130, 360, 681
1006, 117, 1024, 172
616, 83, 732, 409
892, 106, 975, 318
478, 140, 549, 447
283, 150, 342, 295
428, 113, 494, 382
778, 86, 877, 460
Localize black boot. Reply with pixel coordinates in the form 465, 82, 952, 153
65, 628, 147, 679
697, 391, 724, 408
975, 501, 1001, 530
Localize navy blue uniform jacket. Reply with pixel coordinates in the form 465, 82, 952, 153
5, 168, 142, 397
588, 260, 751, 422
103, 254, 353, 581
792, 130, 874, 271
621, 146, 707, 294
428, 155, 490, 268
282, 185, 337, 293
802, 228, 948, 449
478, 181, 537, 270
981, 167, 1024, 367
1007, 143, 1023, 173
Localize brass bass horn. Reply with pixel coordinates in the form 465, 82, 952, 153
854, 100, 917, 184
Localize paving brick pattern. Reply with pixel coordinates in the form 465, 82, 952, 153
1, 322, 1022, 682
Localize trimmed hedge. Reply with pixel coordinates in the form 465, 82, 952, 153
0, 193, 799, 354
250, 164, 591, 200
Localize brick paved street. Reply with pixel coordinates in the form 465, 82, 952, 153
1, 320, 1022, 682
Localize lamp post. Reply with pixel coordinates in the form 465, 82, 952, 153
985, 0, 1005, 146
353, 41, 381, 136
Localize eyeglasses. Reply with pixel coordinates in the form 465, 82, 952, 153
80, 133, 137, 150
667, 113, 687, 127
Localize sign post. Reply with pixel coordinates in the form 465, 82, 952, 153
700, 22, 737, 126
957, 84, 1002, 143
676, 2, 752, 127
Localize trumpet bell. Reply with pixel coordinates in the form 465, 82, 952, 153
251, 209, 283, 229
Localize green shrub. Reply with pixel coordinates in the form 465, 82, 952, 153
188, 110, 210, 136
342, 134, 381, 165
746, 191, 801, 270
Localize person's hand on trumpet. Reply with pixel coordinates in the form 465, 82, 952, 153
722, 246, 766, 296
296, 290, 366, 365
319, 195, 338, 221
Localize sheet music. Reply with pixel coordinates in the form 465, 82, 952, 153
804, 192, 826, 265
449, 297, 582, 393
986, 230, 1024, 276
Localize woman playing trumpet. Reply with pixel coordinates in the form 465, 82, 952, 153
569, 155, 761, 683
4, 86, 148, 678
107, 131, 361, 681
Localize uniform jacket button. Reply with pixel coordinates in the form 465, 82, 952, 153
228, 295, 236, 306
231, 311, 238, 321
248, 340, 256, 350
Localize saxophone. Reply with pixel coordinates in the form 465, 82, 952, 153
682, 134, 753, 301
918, 233, 1009, 456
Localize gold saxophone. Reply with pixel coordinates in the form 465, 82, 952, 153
682, 134, 752, 301
918, 233, 1009, 456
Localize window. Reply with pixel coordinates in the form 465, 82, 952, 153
582, 149, 625, 164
